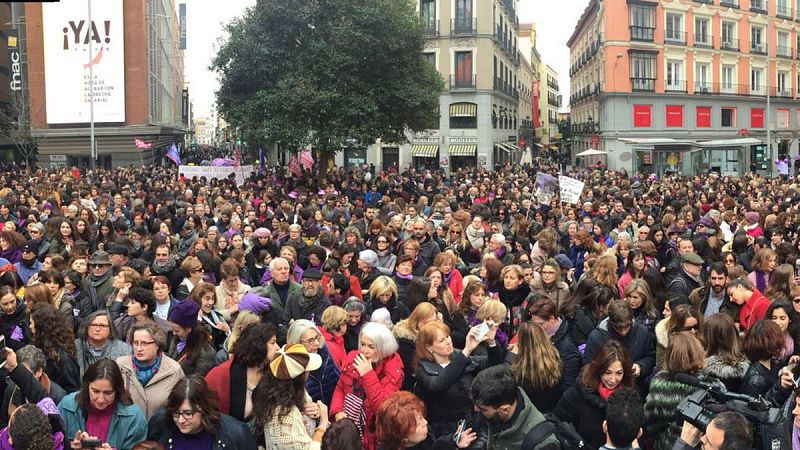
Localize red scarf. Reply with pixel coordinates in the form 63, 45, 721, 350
597, 383, 616, 401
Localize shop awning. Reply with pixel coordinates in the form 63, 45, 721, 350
411, 144, 439, 157
618, 138, 695, 145
495, 143, 510, 154
549, 145, 559, 150
505, 143, 521, 151
449, 144, 477, 156
449, 103, 477, 117
535, 143, 544, 148
695, 138, 763, 148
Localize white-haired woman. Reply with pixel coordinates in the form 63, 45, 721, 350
330, 322, 403, 450
287, 319, 341, 405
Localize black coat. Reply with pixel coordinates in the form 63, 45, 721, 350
583, 319, 656, 388
0, 300, 29, 351
366, 294, 410, 325
44, 348, 80, 393
415, 346, 506, 437
148, 409, 257, 449
571, 306, 601, 347
551, 318, 581, 390
552, 382, 607, 449
504, 352, 562, 413
740, 361, 780, 399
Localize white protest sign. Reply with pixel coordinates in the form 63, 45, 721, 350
179, 165, 255, 186
558, 175, 585, 204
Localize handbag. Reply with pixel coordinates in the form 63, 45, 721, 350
342, 381, 366, 439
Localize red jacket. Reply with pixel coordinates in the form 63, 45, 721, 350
318, 325, 346, 370
446, 269, 464, 304
322, 274, 363, 300
205, 358, 234, 414
739, 289, 771, 331
330, 350, 403, 450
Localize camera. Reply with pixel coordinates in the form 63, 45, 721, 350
676, 382, 783, 450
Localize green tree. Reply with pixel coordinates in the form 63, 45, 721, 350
212, 0, 444, 175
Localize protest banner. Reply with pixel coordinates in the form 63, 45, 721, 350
558, 175, 586, 205
178, 165, 255, 186
534, 172, 559, 205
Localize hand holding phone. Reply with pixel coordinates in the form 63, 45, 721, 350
474, 322, 490, 342
453, 419, 466, 443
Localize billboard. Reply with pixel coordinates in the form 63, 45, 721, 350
42, 0, 126, 124
179, 3, 186, 50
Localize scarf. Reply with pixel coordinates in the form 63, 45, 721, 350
176, 339, 186, 355
299, 288, 323, 315
395, 272, 413, 280
546, 318, 562, 338
598, 383, 616, 401
132, 352, 162, 387
151, 255, 178, 275
86, 269, 113, 310
755, 270, 768, 293
466, 225, 484, 249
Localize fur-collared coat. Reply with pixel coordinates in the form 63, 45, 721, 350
701, 354, 750, 393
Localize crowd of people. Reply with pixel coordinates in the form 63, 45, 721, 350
0, 159, 795, 449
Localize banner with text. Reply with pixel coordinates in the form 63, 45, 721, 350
42, 0, 126, 124
558, 175, 585, 204
534, 172, 559, 205
179, 165, 255, 186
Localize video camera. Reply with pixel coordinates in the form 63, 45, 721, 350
675, 374, 783, 450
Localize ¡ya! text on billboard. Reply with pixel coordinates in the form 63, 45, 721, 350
42, 0, 125, 124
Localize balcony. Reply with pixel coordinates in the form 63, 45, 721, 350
451, 17, 477, 35
777, 45, 793, 58
777, 3, 793, 18
694, 81, 713, 94
450, 74, 476, 90
751, 42, 766, 55
692, 0, 713, 3
665, 80, 687, 92
630, 25, 655, 42
720, 0, 739, 6
631, 77, 656, 91
776, 88, 793, 97
424, 20, 439, 36
693, 34, 714, 48
749, 0, 767, 13
720, 37, 739, 51
493, 76, 518, 99
665, 29, 687, 45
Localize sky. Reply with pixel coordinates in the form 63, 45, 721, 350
182, 0, 585, 119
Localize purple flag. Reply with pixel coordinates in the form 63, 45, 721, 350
166, 143, 181, 166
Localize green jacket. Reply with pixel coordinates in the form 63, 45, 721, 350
58, 391, 148, 450
473, 388, 560, 450
251, 280, 301, 312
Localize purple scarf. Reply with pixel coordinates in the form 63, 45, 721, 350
755, 270, 768, 293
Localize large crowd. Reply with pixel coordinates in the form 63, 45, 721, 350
0, 159, 794, 449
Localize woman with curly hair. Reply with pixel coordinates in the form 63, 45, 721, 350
6, 403, 58, 450
29, 302, 80, 392
253, 344, 329, 449
0, 230, 25, 264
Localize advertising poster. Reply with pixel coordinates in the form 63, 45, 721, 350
42, 0, 126, 124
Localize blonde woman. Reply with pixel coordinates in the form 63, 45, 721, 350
367, 275, 409, 324
393, 302, 440, 390
217, 310, 261, 362
474, 299, 509, 348
624, 278, 658, 334
319, 306, 348, 369
508, 321, 563, 413
591, 254, 620, 299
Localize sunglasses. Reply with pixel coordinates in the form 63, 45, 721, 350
684, 324, 700, 331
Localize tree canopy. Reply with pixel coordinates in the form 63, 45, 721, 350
212, 0, 444, 167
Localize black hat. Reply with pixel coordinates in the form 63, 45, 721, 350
107, 245, 129, 257
302, 268, 323, 280
21, 240, 38, 253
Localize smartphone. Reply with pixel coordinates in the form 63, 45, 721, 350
793, 372, 800, 389
0, 336, 6, 369
452, 419, 466, 443
81, 439, 102, 449
475, 322, 490, 341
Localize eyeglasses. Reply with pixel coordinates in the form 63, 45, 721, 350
171, 410, 199, 420
793, 298, 800, 304
300, 336, 321, 346
28, 230, 39, 235
450, 231, 460, 234
88, 323, 110, 329
541, 271, 556, 276
684, 324, 700, 331
377, 240, 388, 244
194, 268, 204, 273
132, 341, 155, 349
90, 264, 108, 269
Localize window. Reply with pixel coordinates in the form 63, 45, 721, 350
722, 65, 735, 93
629, 50, 656, 91
751, 26, 765, 53
778, 71, 789, 95
629, 5, 655, 41
778, 31, 790, 56
423, 52, 436, 68
721, 22, 737, 50
750, 108, 764, 128
751, 67, 764, 94
454, 51, 473, 86
696, 106, 712, 127
777, 109, 790, 128
665, 13, 683, 43
666, 60, 684, 91
420, 0, 436, 31
666, 105, 684, 127
695, 63, 710, 91
454, 0, 473, 32
694, 18, 709, 45
721, 107, 736, 127
633, 104, 652, 127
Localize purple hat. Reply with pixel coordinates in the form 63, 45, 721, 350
288, 191, 298, 199
254, 227, 271, 238
667, 224, 683, 235
239, 292, 272, 315
745, 212, 760, 224
698, 217, 713, 228
169, 300, 200, 328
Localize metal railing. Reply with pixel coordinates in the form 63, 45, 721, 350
721, 38, 739, 51
630, 25, 655, 42
693, 34, 713, 48
665, 80, 688, 92
450, 74, 476, 89
451, 17, 477, 35
424, 20, 439, 36
777, 45, 793, 58
631, 77, 656, 91
665, 29, 687, 44
777, 3, 793, 17
750, 0, 766, 12
751, 42, 766, 55
720, 0, 739, 6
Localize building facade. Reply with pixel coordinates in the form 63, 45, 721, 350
568, 0, 800, 176
337, 0, 530, 172
21, 0, 190, 169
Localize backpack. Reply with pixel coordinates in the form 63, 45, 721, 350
521, 413, 587, 450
